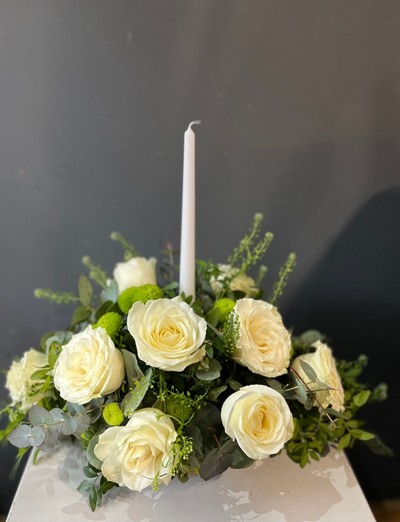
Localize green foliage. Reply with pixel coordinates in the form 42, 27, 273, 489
269, 252, 296, 305
2, 222, 390, 511
81, 256, 108, 289
228, 213, 274, 273
34, 288, 80, 304
110, 231, 138, 260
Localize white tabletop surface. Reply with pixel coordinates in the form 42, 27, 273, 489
6, 440, 375, 522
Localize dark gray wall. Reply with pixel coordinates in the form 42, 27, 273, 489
1, 1, 399, 513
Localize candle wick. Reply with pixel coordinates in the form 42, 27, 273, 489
188, 121, 201, 130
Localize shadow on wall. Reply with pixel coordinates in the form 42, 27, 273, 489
285, 187, 400, 500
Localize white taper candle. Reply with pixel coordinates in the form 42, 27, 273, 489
179, 121, 201, 298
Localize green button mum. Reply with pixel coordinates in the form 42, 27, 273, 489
102, 402, 124, 426
212, 298, 236, 323
94, 312, 123, 338
118, 284, 163, 314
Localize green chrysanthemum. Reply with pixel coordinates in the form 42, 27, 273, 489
94, 312, 122, 338
118, 284, 163, 314
212, 298, 236, 323
102, 403, 124, 426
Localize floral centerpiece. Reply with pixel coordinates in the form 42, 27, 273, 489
0, 214, 389, 511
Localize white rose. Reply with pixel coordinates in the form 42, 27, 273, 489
113, 257, 157, 293
291, 341, 345, 412
221, 385, 294, 459
211, 264, 258, 298
127, 297, 206, 372
53, 326, 125, 404
94, 408, 177, 491
233, 298, 291, 378
5, 348, 48, 412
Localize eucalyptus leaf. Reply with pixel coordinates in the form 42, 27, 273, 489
29, 405, 53, 427
199, 442, 236, 480
207, 385, 227, 402
74, 412, 91, 435
196, 358, 222, 381
122, 349, 144, 388
45, 331, 72, 351
231, 446, 254, 469
100, 280, 119, 304
8, 425, 33, 448
29, 426, 46, 447
77, 479, 94, 493
228, 379, 242, 392
37, 429, 59, 451
300, 330, 324, 346
61, 415, 78, 436
87, 429, 105, 470
67, 402, 85, 415
299, 360, 318, 383
121, 369, 152, 417
88, 398, 104, 423
291, 374, 308, 403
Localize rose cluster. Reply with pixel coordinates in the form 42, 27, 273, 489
4, 238, 355, 507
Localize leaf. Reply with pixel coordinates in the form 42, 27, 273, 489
100, 280, 119, 304
349, 429, 375, 441
45, 331, 72, 351
61, 415, 78, 436
122, 349, 144, 388
30, 368, 49, 381
352, 390, 371, 407
228, 380, 242, 392
77, 480, 93, 493
292, 374, 308, 403
8, 425, 33, 448
364, 434, 394, 457
79, 275, 93, 307
299, 360, 318, 383
300, 330, 324, 346
83, 465, 99, 478
89, 485, 101, 511
48, 344, 61, 369
207, 308, 220, 328
207, 385, 227, 402
121, 368, 152, 417
199, 447, 234, 480
70, 305, 92, 328
74, 412, 91, 435
338, 433, 352, 450
196, 359, 222, 381
29, 405, 53, 427
86, 429, 105, 470
29, 426, 46, 447
231, 446, 254, 469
